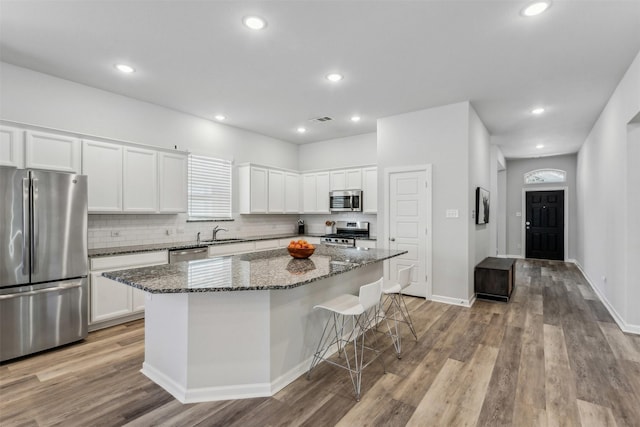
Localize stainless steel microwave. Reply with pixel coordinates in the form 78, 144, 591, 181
329, 190, 362, 212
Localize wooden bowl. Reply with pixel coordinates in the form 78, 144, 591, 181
287, 246, 315, 259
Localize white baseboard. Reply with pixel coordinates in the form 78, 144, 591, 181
142, 362, 271, 403
430, 294, 473, 308
570, 260, 640, 335
505, 254, 524, 259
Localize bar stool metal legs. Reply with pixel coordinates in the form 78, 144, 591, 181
307, 278, 385, 401
381, 265, 418, 358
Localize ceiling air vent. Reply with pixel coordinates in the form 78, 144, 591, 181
309, 116, 333, 123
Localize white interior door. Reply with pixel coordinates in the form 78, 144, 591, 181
386, 166, 431, 298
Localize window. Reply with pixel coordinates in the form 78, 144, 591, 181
524, 169, 566, 184
188, 155, 232, 220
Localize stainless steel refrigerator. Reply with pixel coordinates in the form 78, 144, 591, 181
1, 167, 88, 362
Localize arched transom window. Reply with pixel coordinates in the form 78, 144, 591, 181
524, 169, 566, 184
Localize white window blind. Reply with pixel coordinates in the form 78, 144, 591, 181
188, 155, 232, 219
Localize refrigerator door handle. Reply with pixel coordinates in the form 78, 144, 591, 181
22, 178, 30, 276
31, 178, 38, 275
0, 281, 83, 300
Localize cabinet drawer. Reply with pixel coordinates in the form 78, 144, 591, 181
356, 240, 377, 249
90, 251, 168, 271
208, 242, 255, 257
255, 239, 280, 251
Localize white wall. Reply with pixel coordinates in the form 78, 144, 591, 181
497, 169, 507, 255
297, 132, 376, 171
468, 106, 492, 297
577, 50, 640, 333
505, 154, 578, 259
627, 120, 640, 327
378, 101, 492, 302
0, 62, 301, 248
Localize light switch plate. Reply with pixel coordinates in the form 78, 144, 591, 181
446, 209, 459, 218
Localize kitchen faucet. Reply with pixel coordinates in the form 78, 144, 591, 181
212, 225, 228, 241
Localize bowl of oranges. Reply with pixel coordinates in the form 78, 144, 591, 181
287, 239, 315, 259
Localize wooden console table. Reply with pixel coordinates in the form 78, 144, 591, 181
474, 257, 516, 302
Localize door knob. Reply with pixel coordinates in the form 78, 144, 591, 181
525, 221, 531, 225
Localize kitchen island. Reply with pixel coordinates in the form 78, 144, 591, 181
103, 245, 405, 403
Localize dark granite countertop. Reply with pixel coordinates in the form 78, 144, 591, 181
88, 233, 377, 257
102, 245, 404, 293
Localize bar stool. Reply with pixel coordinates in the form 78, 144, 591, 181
307, 278, 385, 401
381, 265, 418, 358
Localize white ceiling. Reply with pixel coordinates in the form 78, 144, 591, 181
1, 1, 639, 158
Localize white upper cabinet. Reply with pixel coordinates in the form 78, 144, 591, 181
316, 172, 330, 213
268, 169, 285, 213
284, 172, 300, 213
0, 125, 24, 168
302, 172, 330, 213
239, 165, 268, 214
240, 165, 299, 214
159, 152, 187, 213
362, 167, 378, 213
82, 139, 123, 213
25, 130, 81, 173
123, 146, 158, 213
330, 168, 362, 190
302, 173, 317, 213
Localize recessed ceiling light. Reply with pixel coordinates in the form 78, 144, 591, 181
243, 16, 267, 30
326, 73, 343, 83
297, 127, 306, 134
536, 144, 545, 149
531, 107, 545, 115
214, 115, 226, 121
351, 116, 361, 122
521, 1, 551, 17
114, 64, 135, 73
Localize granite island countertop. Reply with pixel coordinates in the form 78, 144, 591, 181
102, 245, 405, 293
88, 233, 377, 258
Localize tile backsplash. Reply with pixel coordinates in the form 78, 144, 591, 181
88, 212, 377, 249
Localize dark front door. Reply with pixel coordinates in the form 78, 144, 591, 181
526, 190, 564, 260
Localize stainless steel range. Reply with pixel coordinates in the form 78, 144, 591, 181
322, 221, 369, 247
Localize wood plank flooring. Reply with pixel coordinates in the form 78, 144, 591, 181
2, 259, 639, 426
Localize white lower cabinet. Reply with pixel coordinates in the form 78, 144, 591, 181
89, 250, 168, 330
208, 242, 256, 257
355, 239, 377, 249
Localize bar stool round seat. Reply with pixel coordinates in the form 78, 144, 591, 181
307, 278, 385, 401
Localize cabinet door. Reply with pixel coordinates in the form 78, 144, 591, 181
330, 170, 346, 191
25, 130, 81, 173
90, 272, 132, 323
0, 126, 24, 168
250, 167, 268, 213
346, 169, 362, 189
315, 172, 330, 213
131, 288, 146, 312
123, 146, 158, 212
302, 174, 317, 213
362, 167, 378, 213
82, 139, 123, 212
159, 152, 187, 213
284, 172, 300, 213
268, 169, 285, 213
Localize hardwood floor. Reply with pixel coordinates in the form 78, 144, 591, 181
2, 259, 639, 426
